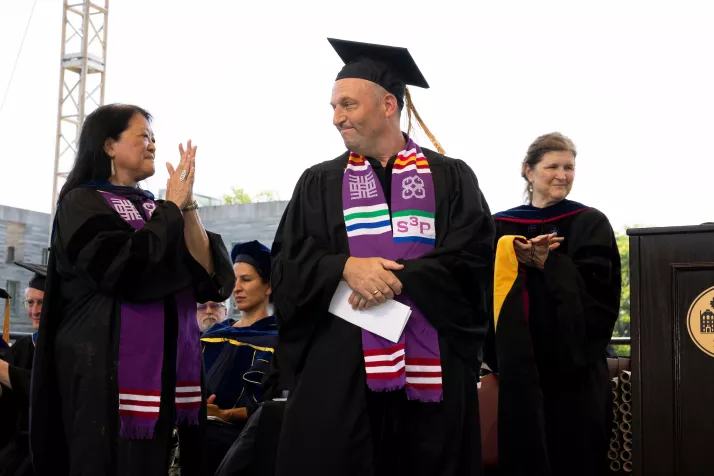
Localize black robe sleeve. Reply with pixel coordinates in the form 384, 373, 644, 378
7, 365, 31, 403
57, 188, 186, 301
0, 338, 32, 449
57, 188, 234, 303
0, 389, 14, 450
271, 168, 349, 370
0, 335, 33, 450
2, 336, 33, 400
482, 302, 498, 374
394, 158, 495, 370
539, 209, 621, 369
186, 231, 236, 304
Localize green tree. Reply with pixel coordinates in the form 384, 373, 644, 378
611, 226, 653, 356
223, 187, 252, 205
253, 190, 280, 202
223, 188, 281, 205
613, 231, 630, 338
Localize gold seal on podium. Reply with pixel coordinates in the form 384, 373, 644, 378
687, 286, 714, 357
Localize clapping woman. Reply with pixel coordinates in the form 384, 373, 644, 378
30, 104, 235, 476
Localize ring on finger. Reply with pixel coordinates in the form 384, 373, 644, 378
372, 290, 380, 296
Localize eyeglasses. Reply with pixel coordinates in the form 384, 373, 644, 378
197, 303, 225, 312
24, 299, 43, 308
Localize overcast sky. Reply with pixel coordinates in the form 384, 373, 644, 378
1, 0, 712, 233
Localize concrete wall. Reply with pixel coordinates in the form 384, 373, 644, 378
199, 200, 288, 250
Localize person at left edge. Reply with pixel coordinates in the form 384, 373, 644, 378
30, 104, 235, 476
0, 262, 46, 476
0, 289, 11, 450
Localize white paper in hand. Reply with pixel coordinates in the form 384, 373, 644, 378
328, 280, 411, 343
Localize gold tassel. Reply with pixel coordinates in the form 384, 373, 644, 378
2, 299, 10, 345
405, 87, 445, 155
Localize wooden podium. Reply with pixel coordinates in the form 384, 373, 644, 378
628, 224, 714, 475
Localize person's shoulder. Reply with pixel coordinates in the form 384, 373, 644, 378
58, 188, 113, 216
304, 151, 350, 175
421, 147, 449, 167
15, 334, 33, 344
13, 334, 34, 349
574, 206, 611, 228
552, 200, 606, 222
201, 319, 233, 339
62, 187, 100, 204
56, 187, 124, 232
493, 204, 530, 220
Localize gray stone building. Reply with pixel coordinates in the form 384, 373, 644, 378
0, 201, 289, 334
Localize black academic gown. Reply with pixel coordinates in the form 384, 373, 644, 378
0, 335, 34, 476
272, 149, 495, 476
483, 200, 621, 476
30, 187, 235, 476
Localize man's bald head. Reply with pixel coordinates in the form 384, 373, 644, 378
331, 78, 402, 156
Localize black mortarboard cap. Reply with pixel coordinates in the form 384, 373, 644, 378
231, 241, 272, 281
0, 289, 8, 300
14, 261, 48, 292
329, 38, 429, 110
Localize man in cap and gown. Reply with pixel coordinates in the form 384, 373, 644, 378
271, 39, 495, 476
0, 262, 47, 475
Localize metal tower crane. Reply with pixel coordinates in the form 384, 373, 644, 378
50, 0, 109, 220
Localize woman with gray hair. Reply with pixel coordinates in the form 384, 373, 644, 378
484, 132, 622, 476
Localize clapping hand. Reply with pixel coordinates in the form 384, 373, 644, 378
513, 233, 564, 270
165, 140, 197, 210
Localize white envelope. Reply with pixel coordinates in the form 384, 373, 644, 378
328, 280, 411, 343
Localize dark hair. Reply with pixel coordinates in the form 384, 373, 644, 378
239, 261, 273, 302
58, 104, 152, 201
521, 132, 577, 203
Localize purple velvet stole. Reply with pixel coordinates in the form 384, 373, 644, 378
342, 137, 443, 402
98, 191, 202, 438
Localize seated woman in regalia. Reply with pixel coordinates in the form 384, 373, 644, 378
200, 240, 279, 475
